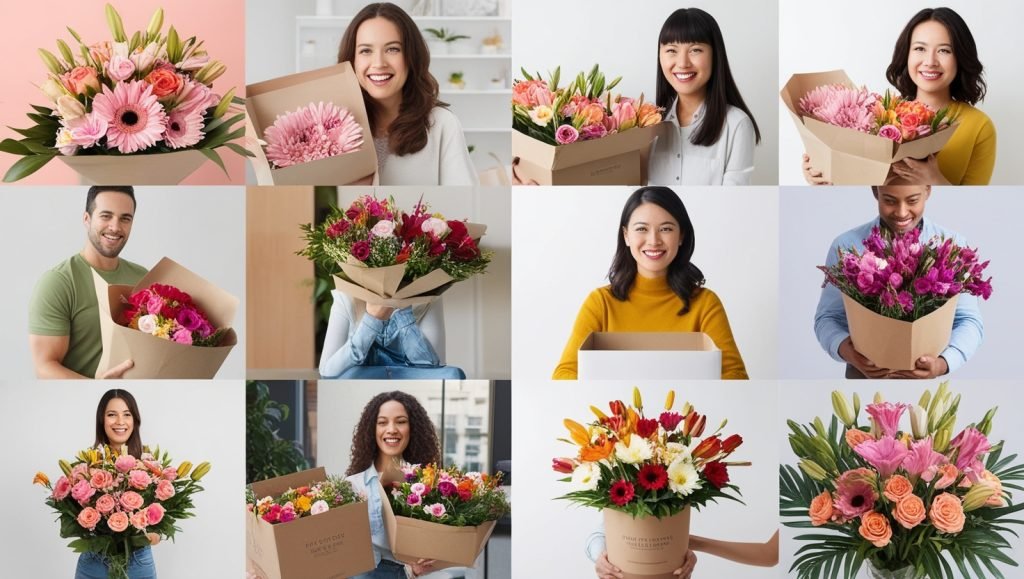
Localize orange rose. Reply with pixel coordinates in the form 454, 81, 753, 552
845, 429, 874, 450
883, 475, 913, 502
858, 511, 892, 547
809, 490, 833, 526
929, 492, 966, 534
637, 102, 662, 127
63, 66, 100, 96
145, 68, 183, 98
575, 103, 605, 126
893, 495, 926, 529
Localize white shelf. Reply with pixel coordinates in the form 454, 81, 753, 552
432, 54, 510, 60
440, 89, 511, 96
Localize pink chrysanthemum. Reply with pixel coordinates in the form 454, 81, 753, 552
833, 468, 878, 518
92, 80, 167, 153
799, 84, 878, 133
163, 110, 205, 149
263, 101, 364, 169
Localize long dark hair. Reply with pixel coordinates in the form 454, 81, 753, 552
94, 389, 143, 458
337, 2, 448, 156
655, 8, 760, 146
346, 391, 440, 476
609, 187, 705, 315
886, 7, 986, 105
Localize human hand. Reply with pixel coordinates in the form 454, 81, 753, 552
891, 155, 949, 185
147, 532, 160, 545
838, 338, 892, 378
99, 359, 134, 379
672, 550, 697, 578
366, 303, 395, 321
511, 157, 538, 185
409, 559, 435, 577
888, 355, 949, 379
595, 551, 624, 579
802, 154, 831, 185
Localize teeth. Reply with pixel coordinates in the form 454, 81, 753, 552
369, 74, 393, 81
674, 72, 696, 81
919, 71, 941, 80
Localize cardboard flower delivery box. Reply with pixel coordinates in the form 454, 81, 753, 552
512, 125, 657, 185
604, 507, 691, 579
578, 332, 721, 380
93, 256, 238, 379
59, 149, 209, 185
843, 293, 958, 371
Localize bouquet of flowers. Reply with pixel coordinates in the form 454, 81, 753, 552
121, 283, 229, 347
387, 463, 511, 526
819, 226, 992, 322
799, 84, 955, 145
34, 445, 210, 579
512, 65, 662, 146
246, 475, 364, 524
781, 383, 1024, 579
262, 101, 364, 169
1, 4, 249, 182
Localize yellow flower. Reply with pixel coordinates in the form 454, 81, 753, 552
422, 464, 437, 488
33, 472, 50, 487
528, 105, 553, 127
295, 495, 312, 513
664, 390, 675, 411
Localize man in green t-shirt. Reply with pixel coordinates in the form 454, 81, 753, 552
29, 186, 149, 378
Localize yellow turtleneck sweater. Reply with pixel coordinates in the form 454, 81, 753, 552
552, 275, 748, 380
937, 102, 995, 185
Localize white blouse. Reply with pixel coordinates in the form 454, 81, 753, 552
648, 100, 756, 186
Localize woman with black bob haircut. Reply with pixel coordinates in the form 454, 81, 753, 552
345, 391, 441, 578
650, 8, 761, 186
337, 2, 477, 185
553, 187, 747, 379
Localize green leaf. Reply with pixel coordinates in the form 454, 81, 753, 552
4, 154, 55, 182
198, 147, 227, 176
0, 139, 32, 155
223, 142, 255, 158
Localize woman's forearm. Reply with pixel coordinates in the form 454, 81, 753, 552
688, 531, 779, 567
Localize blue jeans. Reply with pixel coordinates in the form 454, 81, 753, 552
339, 363, 466, 379
75, 546, 156, 579
352, 558, 406, 579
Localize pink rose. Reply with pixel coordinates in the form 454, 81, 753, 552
172, 328, 193, 345
129, 470, 152, 490
70, 480, 96, 504
555, 124, 579, 145
162, 467, 178, 481
64, 66, 100, 95
77, 507, 101, 530
877, 124, 903, 143
106, 55, 137, 82
53, 476, 72, 500
120, 490, 145, 511
146, 503, 165, 526
90, 469, 114, 490
131, 510, 148, 530
115, 455, 137, 473
95, 494, 117, 514
107, 511, 130, 533
155, 479, 176, 501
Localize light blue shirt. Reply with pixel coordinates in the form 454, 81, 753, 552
346, 465, 397, 568
813, 216, 984, 373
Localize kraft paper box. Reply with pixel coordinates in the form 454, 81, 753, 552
332, 223, 487, 308
246, 62, 377, 185
604, 507, 690, 579
781, 70, 958, 185
578, 332, 721, 380
93, 257, 238, 379
512, 125, 657, 185
59, 149, 208, 185
247, 467, 375, 579
842, 293, 958, 371
378, 481, 497, 569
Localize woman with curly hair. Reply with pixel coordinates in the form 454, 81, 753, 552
337, 2, 477, 185
345, 391, 441, 578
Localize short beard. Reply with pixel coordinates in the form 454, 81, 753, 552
88, 228, 125, 259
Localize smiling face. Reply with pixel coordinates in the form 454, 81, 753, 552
875, 185, 931, 235
375, 400, 411, 468
103, 397, 134, 450
623, 202, 683, 278
660, 42, 712, 102
907, 20, 957, 101
353, 17, 409, 110
83, 191, 134, 261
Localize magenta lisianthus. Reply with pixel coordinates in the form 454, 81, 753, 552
555, 124, 579, 145
854, 436, 910, 479
579, 123, 608, 141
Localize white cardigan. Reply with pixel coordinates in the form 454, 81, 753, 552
378, 107, 479, 186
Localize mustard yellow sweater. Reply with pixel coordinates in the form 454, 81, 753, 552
938, 103, 995, 185
553, 275, 748, 380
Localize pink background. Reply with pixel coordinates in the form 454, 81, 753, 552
0, 0, 246, 185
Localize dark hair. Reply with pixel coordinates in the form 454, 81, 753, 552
337, 2, 447, 156
345, 391, 440, 476
886, 7, 986, 105
94, 389, 143, 458
609, 187, 705, 315
86, 186, 136, 215
655, 8, 760, 147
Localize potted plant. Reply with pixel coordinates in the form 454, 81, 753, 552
424, 27, 470, 55
448, 71, 466, 90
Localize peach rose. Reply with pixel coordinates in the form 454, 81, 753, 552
162, 467, 178, 481
929, 492, 966, 534
145, 68, 182, 98
809, 491, 834, 526
95, 494, 116, 514
128, 470, 152, 490
576, 103, 605, 126
893, 495, 926, 529
131, 510, 148, 530
120, 490, 145, 511
883, 475, 913, 503
64, 66, 100, 95
115, 455, 137, 473
845, 429, 874, 449
90, 469, 114, 491
858, 511, 892, 547
77, 507, 101, 531
146, 503, 165, 526
107, 511, 130, 533
155, 479, 175, 501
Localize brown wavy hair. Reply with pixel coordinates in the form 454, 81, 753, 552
345, 391, 440, 476
337, 2, 447, 156
94, 389, 143, 458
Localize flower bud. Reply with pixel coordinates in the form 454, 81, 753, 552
146, 7, 164, 39
962, 484, 996, 512
909, 405, 928, 439
589, 405, 607, 421
977, 407, 997, 437
632, 386, 642, 411
190, 462, 211, 481
40, 78, 66, 102
212, 88, 235, 119
33, 472, 50, 487
799, 459, 828, 481
176, 461, 193, 479
59, 459, 72, 477
831, 391, 856, 427
38, 48, 65, 75
194, 61, 226, 86
664, 390, 675, 411
56, 95, 86, 121
933, 427, 952, 453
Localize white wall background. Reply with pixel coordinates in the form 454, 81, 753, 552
511, 186, 779, 380
778, 0, 1024, 185
780, 379, 1024, 578
2, 186, 246, 379
513, 379, 779, 578
512, 0, 779, 186
335, 187, 511, 378
778, 186, 1024, 379
0, 381, 245, 578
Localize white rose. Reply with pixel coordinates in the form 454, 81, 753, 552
371, 220, 395, 237
137, 314, 158, 334
421, 217, 449, 238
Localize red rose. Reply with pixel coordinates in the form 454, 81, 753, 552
351, 240, 371, 261
446, 220, 469, 243
326, 219, 350, 239
702, 461, 730, 489
345, 207, 361, 221
452, 237, 480, 261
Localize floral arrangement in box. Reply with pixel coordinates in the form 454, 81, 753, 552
512, 65, 662, 146
780, 383, 1024, 579
799, 84, 955, 144
552, 387, 746, 516
387, 463, 511, 526
819, 226, 992, 322
121, 283, 229, 347
246, 475, 364, 524
0, 4, 250, 182
262, 101, 364, 169
34, 445, 210, 579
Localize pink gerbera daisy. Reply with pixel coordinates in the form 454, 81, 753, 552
163, 110, 205, 149
263, 101, 364, 168
833, 467, 878, 518
92, 80, 167, 153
